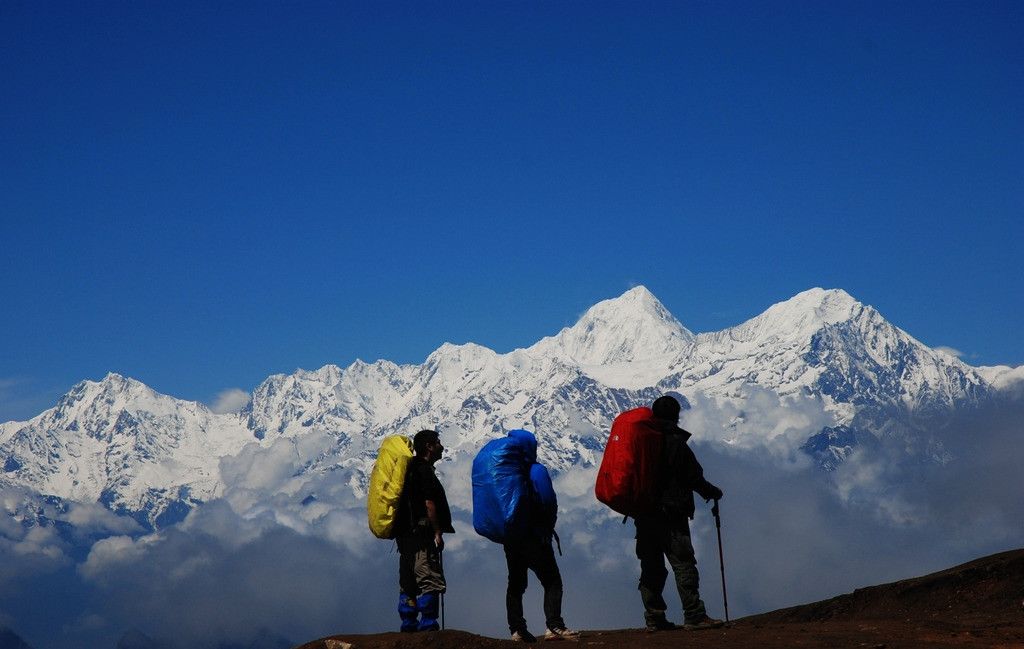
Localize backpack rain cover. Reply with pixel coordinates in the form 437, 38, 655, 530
472, 429, 537, 543
595, 407, 662, 517
367, 435, 414, 539
529, 462, 557, 534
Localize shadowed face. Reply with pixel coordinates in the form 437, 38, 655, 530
425, 437, 444, 463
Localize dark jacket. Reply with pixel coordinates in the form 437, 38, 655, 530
653, 420, 718, 520
395, 456, 455, 536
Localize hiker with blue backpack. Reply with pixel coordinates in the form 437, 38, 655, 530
473, 429, 580, 642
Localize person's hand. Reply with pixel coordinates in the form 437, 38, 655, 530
706, 484, 723, 501
434, 531, 444, 552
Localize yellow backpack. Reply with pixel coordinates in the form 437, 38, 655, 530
367, 435, 415, 539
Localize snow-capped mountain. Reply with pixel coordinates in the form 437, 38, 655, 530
0, 286, 1004, 527
0, 374, 252, 526
669, 288, 987, 406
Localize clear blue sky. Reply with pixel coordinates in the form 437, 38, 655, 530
2, 1, 1021, 422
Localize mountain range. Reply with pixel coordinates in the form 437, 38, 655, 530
0, 286, 1012, 528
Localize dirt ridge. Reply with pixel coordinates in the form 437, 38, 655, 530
296, 548, 1024, 649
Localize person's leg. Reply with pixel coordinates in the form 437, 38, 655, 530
527, 538, 565, 631
664, 526, 708, 624
397, 536, 420, 632
505, 543, 530, 634
414, 537, 446, 631
635, 518, 670, 627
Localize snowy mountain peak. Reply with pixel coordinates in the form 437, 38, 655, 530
762, 287, 861, 325
720, 288, 868, 346
614, 284, 662, 306
296, 364, 343, 383
53, 373, 160, 419
425, 342, 498, 367
531, 286, 694, 367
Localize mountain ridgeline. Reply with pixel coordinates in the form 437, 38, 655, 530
0, 287, 1005, 528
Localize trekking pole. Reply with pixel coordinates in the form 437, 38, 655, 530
711, 499, 729, 623
439, 547, 446, 630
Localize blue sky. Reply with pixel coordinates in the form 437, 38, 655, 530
2, 1, 1022, 422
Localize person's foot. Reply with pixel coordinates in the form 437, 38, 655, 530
644, 620, 678, 632
543, 627, 580, 641
511, 629, 538, 643
682, 615, 724, 630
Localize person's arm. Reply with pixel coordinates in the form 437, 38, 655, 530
425, 499, 444, 550
684, 446, 723, 501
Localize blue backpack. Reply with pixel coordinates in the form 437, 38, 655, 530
529, 461, 558, 534
472, 429, 557, 544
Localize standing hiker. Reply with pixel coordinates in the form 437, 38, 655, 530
635, 395, 724, 632
472, 429, 579, 643
503, 452, 579, 642
395, 429, 455, 632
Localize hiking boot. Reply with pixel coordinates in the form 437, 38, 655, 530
683, 615, 725, 631
644, 620, 678, 632
543, 627, 580, 641
511, 629, 538, 643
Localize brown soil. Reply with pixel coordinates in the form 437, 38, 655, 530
296, 548, 1024, 649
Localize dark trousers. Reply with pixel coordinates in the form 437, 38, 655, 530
504, 536, 565, 633
635, 516, 707, 625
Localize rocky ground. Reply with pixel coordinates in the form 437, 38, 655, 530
296, 548, 1024, 649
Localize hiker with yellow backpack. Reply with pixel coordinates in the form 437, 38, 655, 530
368, 429, 454, 632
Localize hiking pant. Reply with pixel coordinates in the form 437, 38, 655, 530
397, 532, 447, 596
504, 535, 565, 634
635, 516, 707, 625
397, 532, 446, 631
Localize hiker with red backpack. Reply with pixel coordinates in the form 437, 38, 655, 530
596, 395, 725, 632
393, 429, 455, 632
472, 429, 580, 643
639, 395, 724, 631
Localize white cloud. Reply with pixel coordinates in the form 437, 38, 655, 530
65, 502, 144, 535
79, 536, 154, 582
4, 398, 1024, 649
681, 385, 832, 469
210, 388, 250, 414
990, 365, 1024, 393
934, 346, 965, 358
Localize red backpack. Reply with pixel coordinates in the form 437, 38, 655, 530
595, 407, 663, 517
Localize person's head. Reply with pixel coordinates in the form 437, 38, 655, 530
413, 429, 444, 463
652, 395, 681, 423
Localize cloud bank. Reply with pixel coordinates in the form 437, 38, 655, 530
1, 391, 1022, 649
